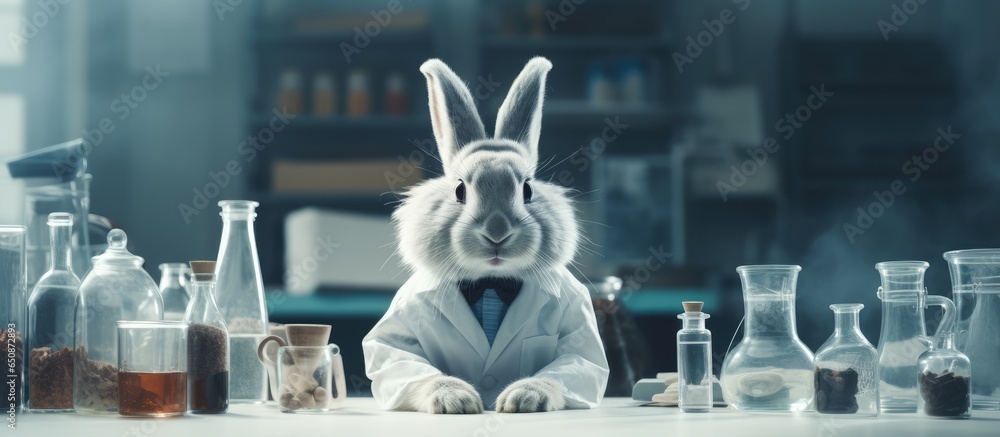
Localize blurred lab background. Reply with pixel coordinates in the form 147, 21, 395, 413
1, 0, 998, 396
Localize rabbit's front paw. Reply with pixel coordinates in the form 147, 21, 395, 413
496, 377, 565, 413
415, 375, 484, 414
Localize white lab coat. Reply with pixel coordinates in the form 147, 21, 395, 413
363, 266, 610, 410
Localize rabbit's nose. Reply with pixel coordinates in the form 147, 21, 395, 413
482, 214, 512, 245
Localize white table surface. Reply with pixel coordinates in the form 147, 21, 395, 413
14, 398, 1000, 437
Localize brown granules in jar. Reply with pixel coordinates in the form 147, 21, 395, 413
73, 346, 119, 410
29, 347, 74, 409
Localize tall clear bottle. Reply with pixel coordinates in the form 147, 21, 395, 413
720, 265, 815, 411
184, 261, 230, 414
677, 301, 712, 412
26, 213, 80, 412
214, 201, 268, 404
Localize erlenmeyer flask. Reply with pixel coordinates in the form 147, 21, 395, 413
720, 265, 815, 411
874, 261, 955, 413
214, 200, 268, 404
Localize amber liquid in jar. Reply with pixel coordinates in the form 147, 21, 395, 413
118, 371, 188, 417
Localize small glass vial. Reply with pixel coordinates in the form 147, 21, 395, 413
917, 334, 971, 419
184, 260, 230, 414
677, 301, 712, 412
27, 213, 81, 412
312, 71, 336, 116
384, 72, 408, 116
814, 304, 879, 416
346, 69, 371, 117
159, 263, 191, 321
277, 69, 302, 115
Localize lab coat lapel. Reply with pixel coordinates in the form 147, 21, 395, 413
483, 277, 551, 371
425, 279, 491, 362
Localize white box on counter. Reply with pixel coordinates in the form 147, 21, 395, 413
284, 207, 407, 295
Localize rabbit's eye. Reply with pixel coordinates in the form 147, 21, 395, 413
523, 181, 533, 203
455, 180, 466, 204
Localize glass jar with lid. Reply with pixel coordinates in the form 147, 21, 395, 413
73, 229, 163, 415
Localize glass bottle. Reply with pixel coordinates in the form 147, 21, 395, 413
875, 261, 955, 413
677, 301, 712, 412
26, 213, 81, 412
720, 265, 815, 411
0, 226, 27, 411
73, 229, 163, 415
184, 260, 230, 414
159, 263, 191, 321
917, 334, 971, 419
214, 200, 268, 404
942, 249, 1000, 410
813, 304, 879, 416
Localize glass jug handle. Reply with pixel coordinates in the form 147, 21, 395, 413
876, 286, 883, 300
925, 290, 957, 337
328, 343, 340, 356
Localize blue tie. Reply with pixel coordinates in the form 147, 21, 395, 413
473, 289, 508, 345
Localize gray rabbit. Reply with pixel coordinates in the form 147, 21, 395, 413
363, 57, 609, 414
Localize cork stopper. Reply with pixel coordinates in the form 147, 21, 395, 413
682, 301, 704, 313
189, 260, 216, 281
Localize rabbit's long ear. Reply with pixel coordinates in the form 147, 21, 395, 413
494, 57, 552, 171
420, 59, 487, 170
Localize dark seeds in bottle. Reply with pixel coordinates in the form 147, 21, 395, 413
919, 370, 970, 417
187, 323, 229, 413
814, 367, 860, 414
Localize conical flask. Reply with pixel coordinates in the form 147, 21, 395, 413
214, 200, 268, 404
720, 265, 815, 411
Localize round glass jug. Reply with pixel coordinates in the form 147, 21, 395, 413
917, 334, 971, 418
720, 265, 815, 411
73, 229, 163, 415
943, 249, 1000, 410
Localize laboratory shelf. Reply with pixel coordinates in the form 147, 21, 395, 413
482, 36, 673, 52
265, 287, 719, 319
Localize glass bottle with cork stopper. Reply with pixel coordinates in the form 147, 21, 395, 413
677, 301, 712, 412
184, 260, 230, 414
26, 213, 81, 412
